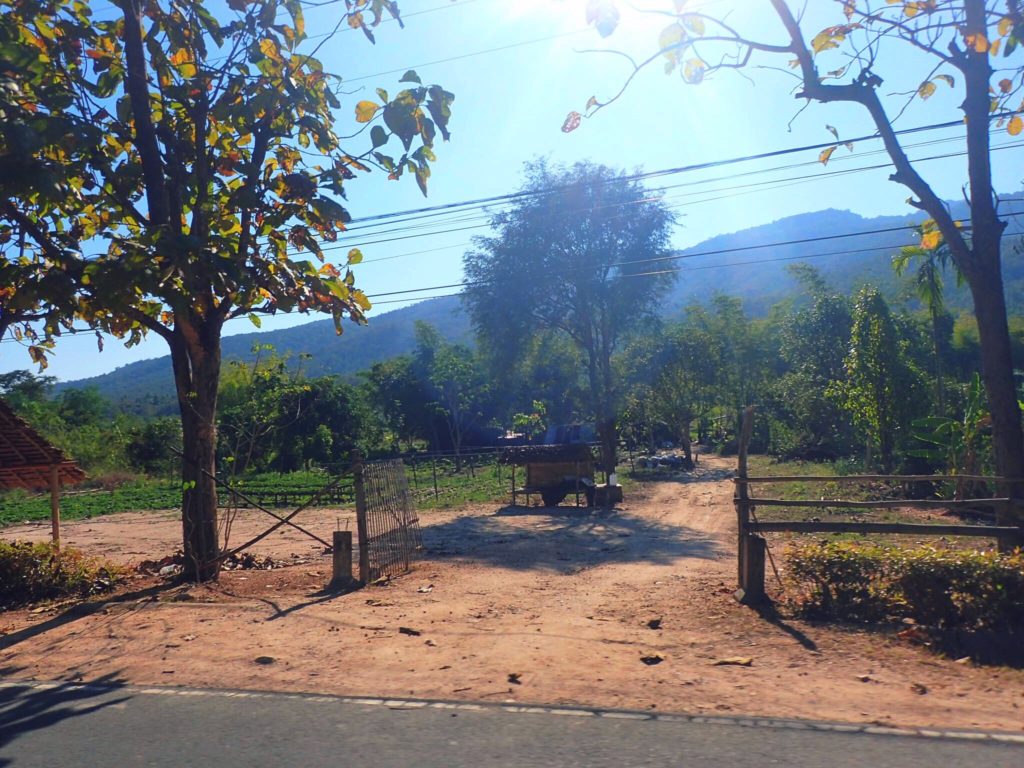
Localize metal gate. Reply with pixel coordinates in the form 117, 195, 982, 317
356, 458, 423, 581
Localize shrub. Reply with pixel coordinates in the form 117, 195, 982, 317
784, 541, 1024, 631
0, 541, 124, 610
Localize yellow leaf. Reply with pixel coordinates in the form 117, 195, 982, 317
347, 247, 363, 265
819, 145, 837, 165
259, 38, 281, 62
999, 16, 1014, 38
348, 11, 364, 29
1009, 115, 1023, 136
918, 81, 936, 99
935, 74, 955, 88
355, 100, 379, 123
169, 48, 197, 78
990, 38, 1002, 57
811, 31, 838, 53
921, 230, 941, 250
659, 23, 685, 61
682, 58, 705, 84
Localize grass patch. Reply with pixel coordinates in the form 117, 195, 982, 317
0, 541, 124, 610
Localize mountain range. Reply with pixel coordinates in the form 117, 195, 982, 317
56, 202, 1024, 414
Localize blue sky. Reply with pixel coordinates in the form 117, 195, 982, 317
5, 0, 1024, 382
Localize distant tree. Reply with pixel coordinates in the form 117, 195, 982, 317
126, 417, 182, 476
56, 387, 109, 428
361, 355, 436, 451
893, 241, 960, 412
463, 160, 676, 471
620, 315, 718, 461
1, 1, 454, 578
830, 287, 925, 472
768, 268, 856, 459
0, 370, 55, 410
270, 376, 367, 472
414, 322, 490, 469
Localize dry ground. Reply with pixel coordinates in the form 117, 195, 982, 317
2, 456, 1023, 731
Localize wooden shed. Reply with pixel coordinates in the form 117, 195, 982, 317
0, 398, 86, 545
501, 444, 596, 507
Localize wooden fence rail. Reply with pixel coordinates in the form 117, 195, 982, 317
733, 407, 1024, 606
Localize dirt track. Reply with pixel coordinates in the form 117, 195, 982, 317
2, 457, 1023, 731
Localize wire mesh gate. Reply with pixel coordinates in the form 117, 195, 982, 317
355, 458, 423, 581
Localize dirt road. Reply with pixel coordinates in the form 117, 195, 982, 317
2, 457, 1023, 731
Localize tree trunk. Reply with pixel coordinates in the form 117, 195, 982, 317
170, 325, 222, 582
967, 269, 1024, 508
679, 419, 692, 463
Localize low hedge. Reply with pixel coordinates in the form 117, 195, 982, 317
784, 541, 1024, 632
0, 540, 124, 610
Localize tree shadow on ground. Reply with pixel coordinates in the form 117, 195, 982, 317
422, 504, 724, 572
0, 671, 130, 767
0, 582, 177, 653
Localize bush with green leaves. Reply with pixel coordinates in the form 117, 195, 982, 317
784, 540, 1024, 631
0, 541, 124, 610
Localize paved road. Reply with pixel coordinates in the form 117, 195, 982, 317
1, 681, 1022, 768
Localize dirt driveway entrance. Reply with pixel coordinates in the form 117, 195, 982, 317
2, 457, 1022, 731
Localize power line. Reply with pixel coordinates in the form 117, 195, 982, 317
339, 118, 1001, 230
8, 212, 1023, 347
369, 227, 1024, 307
319, 136, 1024, 255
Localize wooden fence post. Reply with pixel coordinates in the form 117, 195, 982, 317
432, 459, 439, 499
735, 406, 766, 604
49, 464, 61, 548
330, 530, 353, 588
353, 452, 370, 584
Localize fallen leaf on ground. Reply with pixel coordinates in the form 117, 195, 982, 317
856, 674, 872, 682
417, 585, 434, 593
911, 682, 928, 695
640, 654, 665, 666
646, 618, 662, 630
399, 626, 422, 636
254, 656, 276, 665
182, 634, 196, 641
508, 672, 522, 684
713, 657, 753, 667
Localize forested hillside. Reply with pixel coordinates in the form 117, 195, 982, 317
57, 202, 1024, 412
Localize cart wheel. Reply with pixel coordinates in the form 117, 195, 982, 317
541, 489, 566, 507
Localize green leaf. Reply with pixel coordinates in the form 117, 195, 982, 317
348, 248, 363, 265
370, 124, 388, 148
399, 69, 421, 84
247, 313, 262, 328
